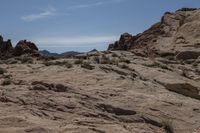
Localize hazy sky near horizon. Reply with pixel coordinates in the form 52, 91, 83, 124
0, 0, 200, 53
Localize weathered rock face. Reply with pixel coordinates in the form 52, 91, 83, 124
108, 33, 133, 50
0, 36, 40, 58
14, 40, 39, 56
108, 8, 200, 60
0, 36, 13, 56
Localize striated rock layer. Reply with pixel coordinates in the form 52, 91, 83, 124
108, 8, 200, 60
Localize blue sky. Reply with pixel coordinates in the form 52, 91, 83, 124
0, 0, 200, 53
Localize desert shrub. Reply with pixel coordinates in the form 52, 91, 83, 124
55, 61, 73, 68
93, 56, 100, 64
101, 55, 111, 64
81, 62, 95, 70
119, 58, 131, 64
99, 55, 119, 65
0, 67, 7, 74
74, 59, 84, 65
44, 60, 73, 68
110, 58, 119, 65
112, 53, 118, 57
42, 56, 58, 61
21, 56, 34, 64
65, 62, 73, 68
2, 78, 12, 86
44, 61, 53, 66
120, 64, 129, 69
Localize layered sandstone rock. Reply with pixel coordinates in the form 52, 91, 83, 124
108, 8, 200, 60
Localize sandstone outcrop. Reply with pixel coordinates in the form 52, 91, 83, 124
108, 8, 200, 60
14, 40, 39, 56
0, 36, 40, 58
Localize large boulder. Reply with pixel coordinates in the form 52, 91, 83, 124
14, 40, 39, 56
0, 36, 13, 57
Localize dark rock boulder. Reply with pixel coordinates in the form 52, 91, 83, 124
0, 36, 13, 57
108, 33, 133, 51
0, 35, 40, 58
14, 40, 39, 56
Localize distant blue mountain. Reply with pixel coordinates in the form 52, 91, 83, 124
40, 50, 81, 57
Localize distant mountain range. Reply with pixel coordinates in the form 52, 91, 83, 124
39, 49, 98, 57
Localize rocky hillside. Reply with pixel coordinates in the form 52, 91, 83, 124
0, 8, 200, 133
108, 8, 200, 60
0, 36, 40, 59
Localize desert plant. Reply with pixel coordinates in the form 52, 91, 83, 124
120, 64, 129, 69
81, 62, 95, 70
21, 56, 34, 64
119, 58, 131, 64
112, 53, 118, 57
44, 60, 73, 68
93, 56, 100, 64
101, 55, 111, 64
65, 62, 73, 68
60, 61, 73, 68
74, 59, 84, 65
44, 61, 54, 66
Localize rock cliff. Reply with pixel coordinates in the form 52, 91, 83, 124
108, 8, 200, 60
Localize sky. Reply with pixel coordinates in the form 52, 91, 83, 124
0, 0, 200, 53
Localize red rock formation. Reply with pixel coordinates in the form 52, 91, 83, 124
14, 40, 39, 56
108, 8, 200, 59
